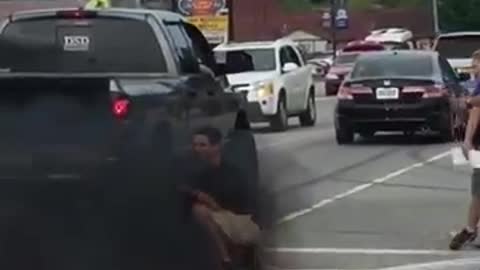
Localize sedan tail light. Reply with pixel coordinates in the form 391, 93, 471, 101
337, 86, 353, 100
422, 84, 448, 98
337, 84, 372, 100
403, 84, 447, 98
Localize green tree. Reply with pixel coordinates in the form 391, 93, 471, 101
349, 0, 426, 10
375, 0, 425, 8
438, 0, 480, 32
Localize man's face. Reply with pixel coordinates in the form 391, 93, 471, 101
192, 134, 220, 162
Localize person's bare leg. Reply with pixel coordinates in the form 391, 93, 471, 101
467, 196, 480, 230
469, 169, 480, 231
450, 170, 480, 250
192, 203, 230, 267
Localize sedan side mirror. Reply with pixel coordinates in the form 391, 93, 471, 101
282, 62, 299, 73
457, 73, 471, 82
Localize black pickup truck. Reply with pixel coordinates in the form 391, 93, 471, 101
0, 7, 259, 270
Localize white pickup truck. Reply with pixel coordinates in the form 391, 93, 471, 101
433, 32, 480, 81
214, 39, 316, 131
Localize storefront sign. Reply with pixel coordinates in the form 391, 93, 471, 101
187, 15, 228, 44
177, 0, 225, 16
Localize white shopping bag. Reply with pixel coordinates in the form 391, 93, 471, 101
451, 146, 469, 166
469, 150, 480, 168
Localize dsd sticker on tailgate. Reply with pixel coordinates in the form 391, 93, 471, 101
63, 35, 90, 52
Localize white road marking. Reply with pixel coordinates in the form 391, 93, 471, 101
277, 151, 451, 224
264, 257, 480, 270
264, 267, 340, 270
262, 247, 475, 256
270, 269, 340, 270
377, 257, 480, 270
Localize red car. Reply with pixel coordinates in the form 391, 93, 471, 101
342, 40, 387, 52
325, 41, 386, 96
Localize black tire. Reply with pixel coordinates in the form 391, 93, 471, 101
299, 90, 317, 127
224, 129, 258, 183
234, 110, 251, 130
335, 127, 354, 144
223, 130, 260, 221
270, 95, 288, 131
325, 83, 338, 96
440, 110, 455, 142
325, 87, 335, 96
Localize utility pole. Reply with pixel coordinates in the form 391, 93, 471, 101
432, 0, 439, 34
330, 0, 337, 58
226, 0, 234, 42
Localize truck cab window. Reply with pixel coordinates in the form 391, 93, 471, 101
164, 22, 199, 73
182, 22, 218, 76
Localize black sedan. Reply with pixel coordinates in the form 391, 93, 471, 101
334, 50, 470, 144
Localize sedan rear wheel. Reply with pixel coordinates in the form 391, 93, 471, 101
440, 110, 455, 142
335, 127, 354, 145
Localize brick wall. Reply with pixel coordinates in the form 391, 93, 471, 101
232, 0, 434, 42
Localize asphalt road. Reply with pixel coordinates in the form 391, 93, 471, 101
252, 92, 480, 270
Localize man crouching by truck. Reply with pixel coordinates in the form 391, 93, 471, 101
179, 126, 261, 270
450, 49, 480, 250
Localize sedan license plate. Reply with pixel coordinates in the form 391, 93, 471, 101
376, 87, 399, 100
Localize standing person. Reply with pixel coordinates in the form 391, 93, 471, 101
179, 126, 260, 270
449, 49, 480, 250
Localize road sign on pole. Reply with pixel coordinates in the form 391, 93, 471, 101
334, 8, 348, 29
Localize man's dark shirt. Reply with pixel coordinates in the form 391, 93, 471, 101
189, 159, 256, 216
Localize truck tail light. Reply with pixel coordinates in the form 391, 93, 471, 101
56, 9, 97, 19
111, 96, 130, 119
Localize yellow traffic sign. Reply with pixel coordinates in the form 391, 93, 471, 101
85, 0, 110, 9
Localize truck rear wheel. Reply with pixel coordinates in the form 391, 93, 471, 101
224, 130, 258, 182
